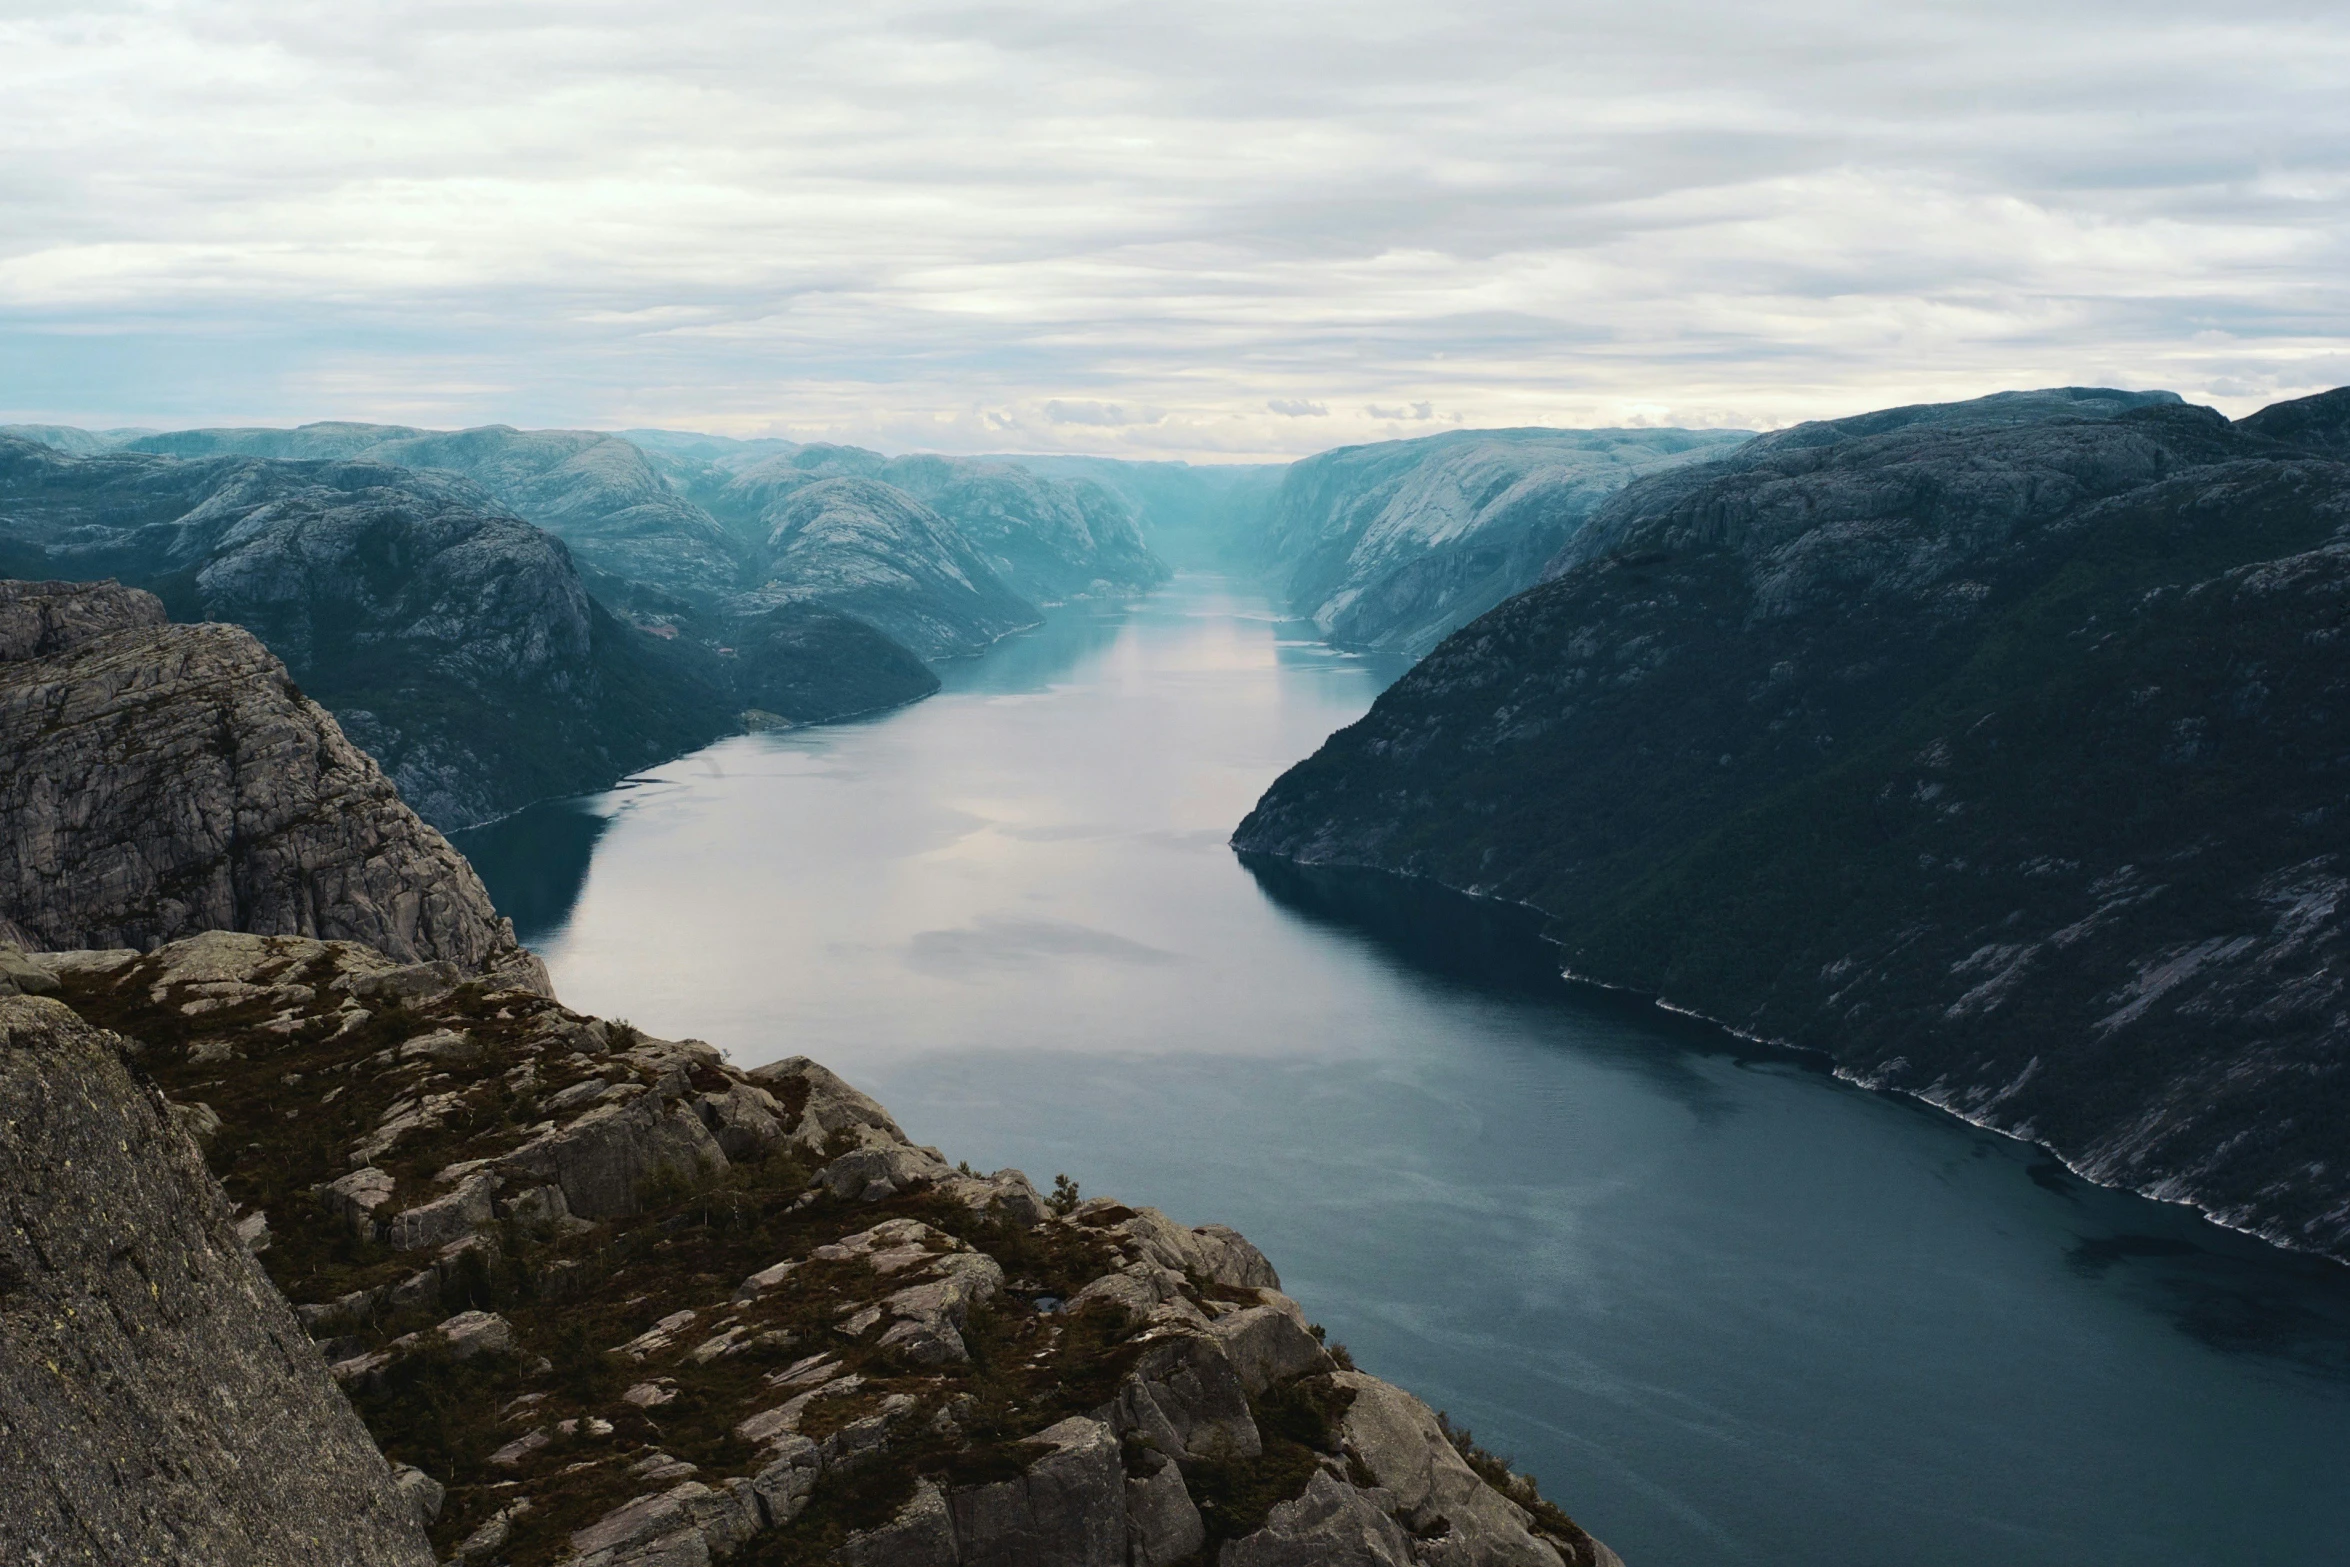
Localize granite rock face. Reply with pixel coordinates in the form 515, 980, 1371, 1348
33, 932, 1617, 1567
0, 580, 542, 982
1257, 427, 1751, 655
1238, 385, 2350, 1261
0, 992, 434, 1567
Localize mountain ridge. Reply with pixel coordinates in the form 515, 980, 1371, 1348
1237, 385, 2350, 1264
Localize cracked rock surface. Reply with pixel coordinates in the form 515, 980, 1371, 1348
0, 991, 435, 1566
31, 932, 1618, 1567
0, 580, 544, 982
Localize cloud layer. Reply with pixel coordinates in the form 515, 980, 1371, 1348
4, 0, 2347, 455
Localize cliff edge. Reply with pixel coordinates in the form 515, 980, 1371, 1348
0, 579, 544, 988
0, 990, 437, 1566
27, 931, 1618, 1567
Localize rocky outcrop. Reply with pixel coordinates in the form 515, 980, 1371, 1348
1238, 385, 2350, 1261
32, 932, 1617, 1567
0, 991, 434, 1566
0, 580, 543, 982
1256, 427, 1750, 655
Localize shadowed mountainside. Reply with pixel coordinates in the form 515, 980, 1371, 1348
1238, 386, 2350, 1262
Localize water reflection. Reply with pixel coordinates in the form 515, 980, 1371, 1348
450, 795, 613, 945
456, 576, 2350, 1567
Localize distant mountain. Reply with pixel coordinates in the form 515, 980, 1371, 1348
90, 423, 1175, 653
1238, 386, 2350, 1263
980, 454, 1287, 571
0, 424, 156, 456
0, 438, 933, 826
683, 443, 1170, 610
123, 424, 746, 601
1253, 427, 1752, 655
741, 476, 1040, 658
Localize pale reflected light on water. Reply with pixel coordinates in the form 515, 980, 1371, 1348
458, 576, 2350, 1567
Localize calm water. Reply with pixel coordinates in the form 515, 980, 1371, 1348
457, 576, 2350, 1567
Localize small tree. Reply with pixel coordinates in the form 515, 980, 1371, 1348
1048, 1173, 1082, 1216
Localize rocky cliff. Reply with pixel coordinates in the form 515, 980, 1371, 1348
0, 987, 437, 1566
1255, 428, 1751, 655
1237, 386, 2350, 1262
0, 579, 543, 983
19, 930, 1617, 1567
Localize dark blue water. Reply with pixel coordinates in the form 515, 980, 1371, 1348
457, 577, 2350, 1567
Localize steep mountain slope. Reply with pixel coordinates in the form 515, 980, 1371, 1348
0, 989, 437, 1567
0, 435, 740, 827
879, 455, 1167, 603
745, 476, 1042, 658
734, 603, 942, 723
702, 445, 1169, 609
1237, 387, 2350, 1262
126, 423, 747, 601
0, 579, 541, 979
1257, 427, 1752, 654
27, 929, 1619, 1567
990, 455, 1286, 571
103, 421, 1173, 655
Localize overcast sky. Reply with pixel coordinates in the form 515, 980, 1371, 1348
4, 1, 2347, 457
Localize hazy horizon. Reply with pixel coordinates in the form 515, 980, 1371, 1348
6, 2, 2346, 459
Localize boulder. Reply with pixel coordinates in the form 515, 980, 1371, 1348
813, 1141, 952, 1202
0, 945, 59, 996
437, 1311, 516, 1361
835, 1478, 960, 1567
947, 1415, 1126, 1567
385, 1170, 498, 1251
746, 1055, 910, 1153
1097, 1333, 1260, 1461
1335, 1373, 1560, 1567
1123, 1449, 1205, 1567
320, 1166, 398, 1236
499, 1092, 729, 1219
1218, 1469, 1416, 1567
874, 1251, 1007, 1365
1210, 1306, 1335, 1396
694, 1079, 787, 1160
747, 1433, 821, 1528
